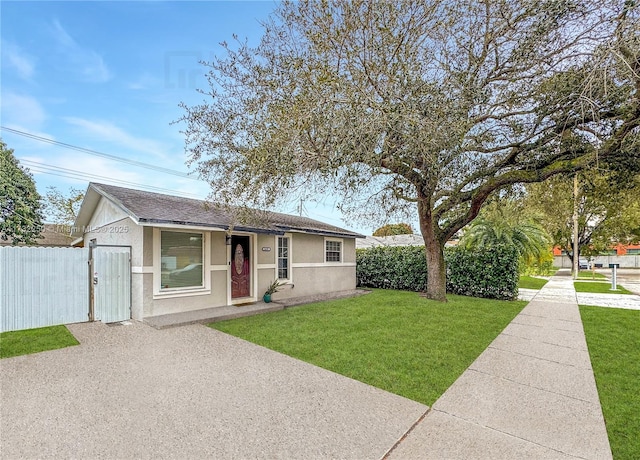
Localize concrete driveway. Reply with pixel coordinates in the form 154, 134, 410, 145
0, 321, 426, 459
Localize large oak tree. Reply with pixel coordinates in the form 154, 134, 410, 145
180, 0, 640, 300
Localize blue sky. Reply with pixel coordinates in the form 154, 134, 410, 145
1, 1, 379, 235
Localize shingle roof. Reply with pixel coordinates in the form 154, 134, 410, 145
89, 183, 364, 238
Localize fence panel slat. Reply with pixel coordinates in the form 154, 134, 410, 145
0, 247, 89, 333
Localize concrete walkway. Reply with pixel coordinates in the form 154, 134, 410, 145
387, 273, 612, 459
518, 274, 640, 310
145, 289, 370, 328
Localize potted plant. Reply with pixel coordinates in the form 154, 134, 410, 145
263, 279, 285, 303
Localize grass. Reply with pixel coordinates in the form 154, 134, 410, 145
574, 281, 632, 295
0, 325, 79, 359
577, 271, 607, 280
581, 306, 640, 460
519, 275, 548, 290
211, 289, 525, 406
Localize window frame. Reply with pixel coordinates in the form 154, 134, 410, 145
153, 227, 210, 298
324, 237, 343, 263
277, 235, 291, 282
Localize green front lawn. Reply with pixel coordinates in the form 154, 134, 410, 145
581, 306, 640, 460
211, 290, 525, 406
574, 282, 632, 295
519, 275, 548, 290
577, 271, 607, 280
0, 325, 79, 359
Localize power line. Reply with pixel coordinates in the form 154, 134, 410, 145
20, 159, 202, 199
1, 126, 200, 180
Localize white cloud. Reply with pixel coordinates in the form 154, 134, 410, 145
127, 73, 160, 91
21, 153, 205, 200
51, 19, 112, 83
63, 116, 169, 159
2, 41, 36, 79
1, 93, 47, 128
20, 154, 147, 188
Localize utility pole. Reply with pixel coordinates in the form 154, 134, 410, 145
572, 174, 579, 279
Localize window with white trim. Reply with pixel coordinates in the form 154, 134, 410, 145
160, 231, 203, 289
278, 236, 290, 280
325, 239, 342, 262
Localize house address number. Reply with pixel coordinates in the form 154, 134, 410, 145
262, 247, 271, 252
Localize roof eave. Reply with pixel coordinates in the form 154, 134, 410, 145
138, 218, 286, 235
276, 226, 364, 239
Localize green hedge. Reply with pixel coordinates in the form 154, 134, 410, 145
356, 245, 519, 300
446, 245, 519, 300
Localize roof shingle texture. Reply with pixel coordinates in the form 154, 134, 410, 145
92, 183, 363, 238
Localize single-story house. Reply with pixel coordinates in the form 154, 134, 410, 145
72, 183, 364, 321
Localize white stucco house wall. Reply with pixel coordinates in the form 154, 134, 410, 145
72, 183, 364, 321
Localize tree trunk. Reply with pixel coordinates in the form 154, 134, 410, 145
419, 199, 447, 302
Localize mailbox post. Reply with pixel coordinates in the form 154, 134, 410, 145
609, 263, 620, 290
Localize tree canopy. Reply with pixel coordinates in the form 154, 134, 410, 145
0, 139, 44, 245
372, 223, 413, 237
43, 186, 84, 226
181, 0, 640, 300
524, 172, 640, 260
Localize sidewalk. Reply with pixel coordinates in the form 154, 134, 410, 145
386, 273, 612, 459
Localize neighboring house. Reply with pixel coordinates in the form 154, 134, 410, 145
553, 243, 640, 268
72, 183, 363, 321
356, 234, 459, 249
0, 223, 74, 247
553, 243, 640, 257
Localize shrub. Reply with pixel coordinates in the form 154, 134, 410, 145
446, 245, 519, 300
356, 244, 519, 300
356, 246, 427, 291
520, 251, 555, 276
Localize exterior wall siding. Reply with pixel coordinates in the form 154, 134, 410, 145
83, 217, 142, 266
273, 233, 357, 300
148, 270, 227, 316
257, 234, 275, 265
273, 266, 356, 299
343, 238, 356, 263
292, 233, 325, 264
86, 222, 359, 319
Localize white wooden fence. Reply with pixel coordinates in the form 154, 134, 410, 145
0, 247, 89, 333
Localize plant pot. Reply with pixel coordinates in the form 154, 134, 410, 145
263, 293, 272, 303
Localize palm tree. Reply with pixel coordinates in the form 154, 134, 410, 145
461, 217, 550, 266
